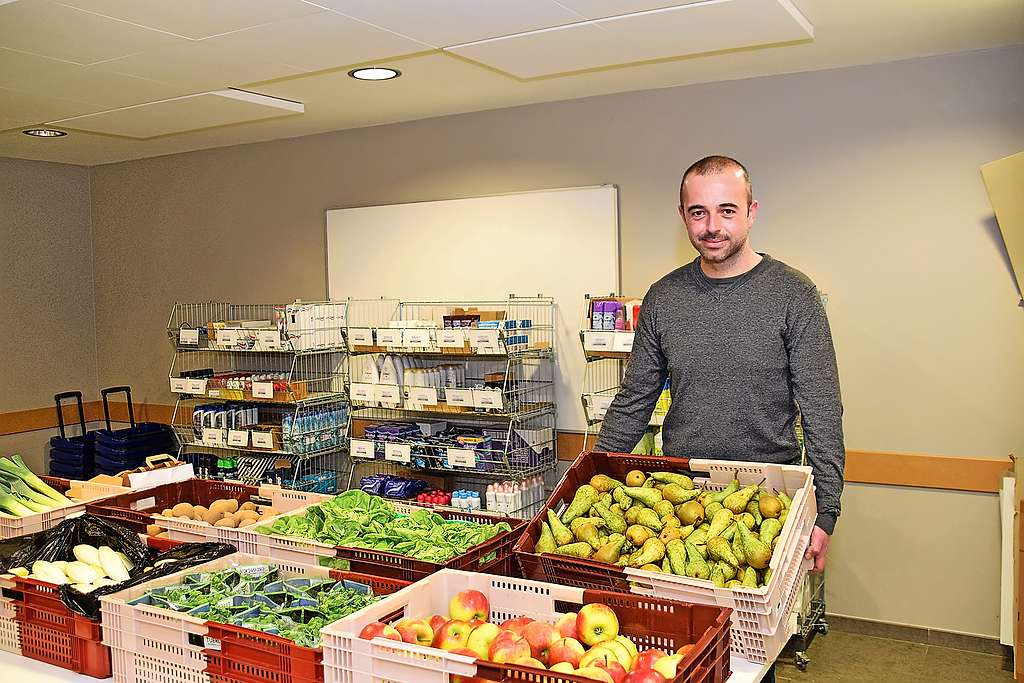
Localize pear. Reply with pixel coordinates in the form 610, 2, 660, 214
653, 500, 675, 518
704, 474, 740, 505
643, 478, 657, 488
704, 501, 724, 519
571, 516, 605, 535
741, 566, 758, 588
649, 472, 695, 489
707, 536, 740, 568
609, 503, 624, 516
626, 525, 654, 547
625, 507, 640, 525
593, 536, 626, 564
555, 542, 594, 559
723, 483, 760, 514
591, 502, 627, 533
763, 567, 774, 585
547, 509, 574, 546
590, 474, 624, 492
641, 563, 662, 572
707, 508, 733, 538
732, 532, 746, 565
687, 526, 708, 548
599, 492, 614, 506
661, 514, 681, 529
676, 500, 705, 527
662, 484, 702, 504
739, 513, 756, 530
746, 500, 763, 527
759, 518, 783, 548
635, 508, 663, 532
678, 524, 695, 541
719, 560, 737, 582
777, 491, 792, 509
621, 486, 663, 508
665, 539, 687, 575
726, 579, 743, 588
661, 555, 672, 573
628, 538, 666, 567
721, 522, 738, 541
536, 521, 556, 554
684, 541, 710, 579
625, 470, 646, 487
660, 526, 683, 544
736, 518, 772, 569
759, 494, 783, 519
576, 521, 602, 550
612, 486, 632, 508
779, 509, 790, 526
711, 563, 727, 588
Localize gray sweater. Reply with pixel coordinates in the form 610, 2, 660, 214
595, 255, 844, 534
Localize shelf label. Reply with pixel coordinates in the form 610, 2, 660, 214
402, 329, 431, 347
376, 328, 402, 346
350, 439, 375, 459
251, 431, 274, 449
349, 328, 374, 346
384, 442, 411, 463
350, 383, 376, 403
252, 381, 275, 399
227, 430, 249, 447
469, 329, 500, 350
407, 386, 438, 406
583, 331, 614, 351
587, 394, 615, 421
170, 377, 189, 393
437, 329, 466, 348
187, 379, 207, 394
179, 328, 199, 346
446, 447, 476, 468
612, 332, 635, 353
202, 428, 225, 447
376, 384, 401, 403
257, 330, 282, 350
218, 329, 239, 346
445, 388, 474, 407
472, 388, 505, 411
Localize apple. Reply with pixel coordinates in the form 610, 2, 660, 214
546, 637, 586, 668
499, 617, 534, 636
576, 667, 615, 683
517, 657, 546, 669
616, 636, 639, 661
395, 618, 434, 647
550, 662, 576, 674
633, 650, 668, 671
652, 654, 683, 679
595, 659, 629, 683
577, 604, 620, 646
489, 633, 531, 664
449, 590, 489, 622
466, 622, 502, 659
675, 644, 694, 657
579, 645, 616, 669
555, 612, 579, 639
599, 639, 634, 670
449, 648, 486, 683
429, 614, 449, 634
523, 622, 561, 662
623, 671, 668, 683
433, 620, 473, 651
358, 622, 401, 641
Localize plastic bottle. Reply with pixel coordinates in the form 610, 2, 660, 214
591, 301, 604, 330
486, 484, 497, 511
470, 491, 481, 511
511, 484, 523, 514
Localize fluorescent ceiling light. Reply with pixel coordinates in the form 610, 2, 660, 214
22, 128, 67, 137
348, 67, 401, 81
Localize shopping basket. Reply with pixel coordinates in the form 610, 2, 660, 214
93, 386, 177, 476
48, 391, 95, 479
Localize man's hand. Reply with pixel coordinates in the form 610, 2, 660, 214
805, 526, 830, 572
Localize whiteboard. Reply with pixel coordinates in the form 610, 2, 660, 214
326, 185, 619, 432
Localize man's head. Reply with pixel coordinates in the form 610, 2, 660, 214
678, 155, 758, 266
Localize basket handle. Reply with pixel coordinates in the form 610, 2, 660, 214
53, 391, 86, 439
100, 386, 136, 430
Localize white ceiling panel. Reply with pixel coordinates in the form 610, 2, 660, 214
207, 10, 430, 73
555, 0, 706, 20
56, 0, 323, 40
449, 0, 813, 78
0, 85, 97, 130
50, 88, 304, 138
313, 0, 584, 47
0, 0, 184, 65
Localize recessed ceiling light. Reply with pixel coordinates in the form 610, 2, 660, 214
348, 67, 401, 82
22, 128, 67, 138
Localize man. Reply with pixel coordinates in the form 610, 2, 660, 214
596, 155, 844, 680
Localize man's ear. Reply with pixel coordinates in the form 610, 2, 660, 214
678, 204, 686, 220
747, 199, 759, 222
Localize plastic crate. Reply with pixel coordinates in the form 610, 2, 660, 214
0, 596, 21, 655
0, 475, 130, 539
17, 618, 111, 678
258, 502, 528, 582
321, 568, 731, 683
111, 645, 211, 683
514, 451, 816, 663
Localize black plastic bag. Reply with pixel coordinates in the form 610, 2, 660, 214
0, 514, 151, 572
61, 539, 236, 619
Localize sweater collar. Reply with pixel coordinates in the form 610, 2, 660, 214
691, 253, 773, 295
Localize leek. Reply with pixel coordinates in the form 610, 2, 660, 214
0, 490, 33, 516
0, 455, 71, 505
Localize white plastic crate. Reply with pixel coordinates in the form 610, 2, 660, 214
111, 644, 209, 683
65, 479, 132, 501
623, 459, 816, 663
0, 596, 21, 655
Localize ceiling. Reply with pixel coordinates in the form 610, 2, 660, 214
0, 0, 1020, 166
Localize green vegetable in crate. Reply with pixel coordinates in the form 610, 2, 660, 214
0, 455, 72, 516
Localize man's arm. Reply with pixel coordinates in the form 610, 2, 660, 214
595, 289, 669, 453
786, 285, 845, 568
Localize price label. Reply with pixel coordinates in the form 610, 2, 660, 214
402, 329, 431, 347
375, 384, 401, 403
187, 379, 207, 394
350, 383, 375, 403
587, 394, 615, 421
203, 636, 221, 651
376, 328, 402, 346
472, 388, 505, 411
446, 388, 474, 406
446, 447, 476, 468
207, 389, 221, 398
227, 430, 249, 447
251, 431, 274, 449
469, 329, 500, 350
169, 377, 189, 393
385, 442, 411, 464
258, 330, 282, 350
350, 439, 374, 459
583, 331, 614, 351
179, 328, 199, 346
218, 329, 239, 346
252, 381, 275, 399
202, 428, 225, 447
612, 332, 635, 353
349, 328, 374, 346
437, 328, 466, 348
407, 386, 438, 406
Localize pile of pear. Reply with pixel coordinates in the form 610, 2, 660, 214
533, 469, 793, 589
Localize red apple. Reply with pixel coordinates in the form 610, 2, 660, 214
577, 604, 620, 646
449, 589, 489, 622
623, 671, 668, 683
448, 648, 486, 683
576, 667, 615, 683
489, 632, 531, 663
395, 618, 434, 647
633, 650, 668, 671
555, 612, 579, 639
466, 622, 502, 659
595, 659, 629, 683
358, 622, 401, 641
546, 637, 585, 668
429, 614, 448, 634
616, 636, 639, 661
516, 657, 546, 669
549, 662, 575, 674
433, 620, 473, 651
675, 644, 694, 657
522, 621, 560, 663
579, 645, 617, 669
652, 654, 683, 679
599, 640, 634, 670
499, 617, 534, 636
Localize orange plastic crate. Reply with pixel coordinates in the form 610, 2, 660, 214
17, 618, 111, 678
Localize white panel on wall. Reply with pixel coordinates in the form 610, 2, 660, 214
326, 186, 619, 432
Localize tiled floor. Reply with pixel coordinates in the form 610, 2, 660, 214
773, 631, 1014, 682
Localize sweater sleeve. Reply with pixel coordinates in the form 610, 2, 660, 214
785, 285, 845, 534
595, 288, 669, 453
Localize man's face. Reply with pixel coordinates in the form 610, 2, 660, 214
679, 170, 758, 265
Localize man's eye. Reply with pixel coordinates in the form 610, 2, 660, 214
722, 209, 735, 217
691, 210, 705, 218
